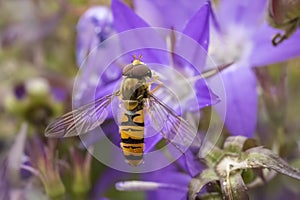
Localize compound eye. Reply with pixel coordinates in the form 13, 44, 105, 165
133, 64, 151, 78
122, 64, 133, 76
122, 64, 151, 78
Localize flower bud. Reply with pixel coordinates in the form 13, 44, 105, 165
70, 147, 92, 198
28, 138, 66, 199
267, 0, 300, 45
4, 77, 64, 129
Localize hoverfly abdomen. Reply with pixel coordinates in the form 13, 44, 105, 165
120, 104, 145, 166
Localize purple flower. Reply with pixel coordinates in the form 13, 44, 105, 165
76, 0, 219, 159
75, 6, 122, 105
110, 0, 218, 111
115, 151, 200, 199
76, 6, 115, 67
208, 0, 300, 136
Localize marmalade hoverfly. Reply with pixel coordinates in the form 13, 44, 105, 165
45, 56, 197, 166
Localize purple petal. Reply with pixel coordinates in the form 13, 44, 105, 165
7, 123, 28, 182
112, 0, 149, 31
173, 2, 210, 72
179, 2, 210, 51
144, 133, 163, 153
20, 160, 32, 179
184, 149, 204, 177
14, 83, 26, 99
217, 0, 267, 28
92, 168, 130, 199
214, 66, 258, 137
134, 0, 206, 30
76, 6, 114, 67
51, 87, 67, 102
143, 165, 190, 200
0, 159, 9, 200
195, 78, 220, 109
111, 0, 169, 64
250, 25, 300, 66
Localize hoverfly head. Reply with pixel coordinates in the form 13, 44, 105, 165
122, 55, 152, 79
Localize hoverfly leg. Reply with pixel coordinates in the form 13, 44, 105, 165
148, 75, 159, 83
149, 83, 163, 95
148, 76, 164, 95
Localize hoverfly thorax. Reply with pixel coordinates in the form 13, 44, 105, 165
121, 57, 151, 103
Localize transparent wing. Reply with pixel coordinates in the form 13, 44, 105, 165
146, 94, 199, 153
45, 92, 119, 138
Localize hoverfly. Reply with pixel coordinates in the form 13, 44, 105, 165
45, 56, 197, 166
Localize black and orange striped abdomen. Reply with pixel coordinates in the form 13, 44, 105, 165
119, 102, 145, 166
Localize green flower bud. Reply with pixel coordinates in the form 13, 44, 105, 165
28, 139, 66, 200
70, 148, 92, 198
4, 77, 64, 130
268, 0, 300, 45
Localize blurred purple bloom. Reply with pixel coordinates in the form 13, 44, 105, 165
75, 6, 122, 105
209, 0, 300, 136
77, 0, 218, 154
50, 87, 68, 102
14, 83, 26, 99
0, 159, 10, 200
76, 6, 114, 67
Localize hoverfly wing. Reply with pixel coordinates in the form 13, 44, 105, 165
146, 94, 199, 153
45, 92, 119, 138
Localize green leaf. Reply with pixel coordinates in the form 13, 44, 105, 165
220, 173, 249, 200
188, 169, 219, 200
223, 136, 257, 153
198, 192, 222, 200
244, 147, 300, 180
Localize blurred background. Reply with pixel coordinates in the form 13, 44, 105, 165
1, 0, 300, 200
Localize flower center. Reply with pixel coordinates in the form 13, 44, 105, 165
209, 25, 253, 67
153, 65, 197, 111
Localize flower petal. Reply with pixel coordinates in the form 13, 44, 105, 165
0, 159, 9, 200
214, 66, 257, 137
76, 6, 114, 66
111, 0, 169, 64
134, 0, 205, 30
173, 2, 211, 72
217, 0, 267, 28
195, 78, 220, 109
143, 165, 190, 200
92, 168, 130, 199
179, 2, 210, 51
251, 25, 300, 66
